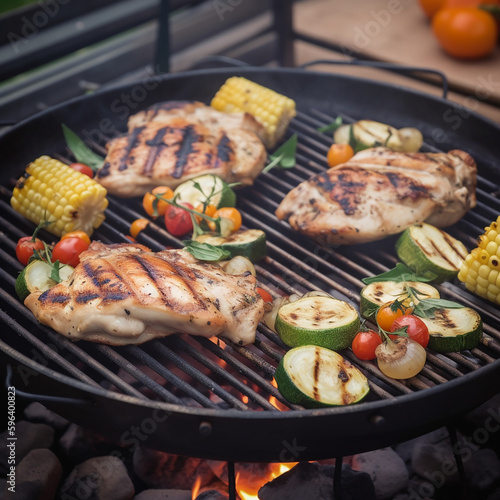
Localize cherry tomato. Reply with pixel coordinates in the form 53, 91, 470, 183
417, 0, 445, 17
390, 315, 430, 348
444, 0, 499, 7
142, 186, 174, 217
194, 203, 217, 224
130, 218, 150, 239
432, 7, 498, 59
327, 143, 354, 168
256, 287, 273, 303
352, 330, 383, 361
52, 237, 89, 267
376, 301, 413, 331
208, 207, 242, 233
16, 236, 45, 265
69, 163, 94, 178
61, 230, 91, 246
165, 203, 194, 236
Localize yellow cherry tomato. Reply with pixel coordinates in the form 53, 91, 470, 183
376, 301, 414, 331
208, 207, 242, 233
194, 203, 217, 223
142, 186, 174, 217
327, 143, 354, 168
60, 230, 91, 245
130, 218, 150, 239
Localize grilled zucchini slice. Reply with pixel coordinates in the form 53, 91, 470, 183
275, 345, 369, 408
396, 223, 468, 283
419, 307, 483, 353
275, 295, 360, 351
173, 174, 236, 209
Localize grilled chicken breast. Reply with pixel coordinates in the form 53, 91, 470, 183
24, 242, 265, 346
275, 147, 477, 245
95, 101, 267, 197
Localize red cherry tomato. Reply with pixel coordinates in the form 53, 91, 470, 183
256, 287, 273, 303
390, 315, 430, 348
352, 330, 383, 361
52, 237, 89, 267
16, 236, 45, 265
69, 163, 94, 178
164, 203, 194, 236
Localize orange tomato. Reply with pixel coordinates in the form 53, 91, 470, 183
376, 301, 413, 332
418, 0, 446, 18
194, 203, 217, 223
60, 230, 91, 246
208, 207, 242, 233
327, 143, 354, 168
142, 186, 174, 217
444, 0, 499, 7
130, 218, 150, 239
432, 7, 498, 59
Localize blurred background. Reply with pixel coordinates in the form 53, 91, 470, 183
1, 0, 499, 128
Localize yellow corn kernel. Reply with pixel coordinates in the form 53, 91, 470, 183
211, 76, 296, 149
458, 215, 500, 305
10, 155, 108, 237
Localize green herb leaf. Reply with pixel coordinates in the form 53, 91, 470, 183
50, 260, 62, 282
182, 240, 231, 261
362, 263, 434, 285
317, 116, 343, 133
413, 298, 464, 318
262, 134, 298, 173
62, 124, 104, 171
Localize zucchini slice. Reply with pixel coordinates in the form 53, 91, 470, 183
15, 260, 74, 301
173, 174, 236, 209
395, 223, 468, 283
275, 295, 360, 351
275, 345, 370, 407
418, 307, 483, 353
195, 229, 266, 262
360, 280, 440, 320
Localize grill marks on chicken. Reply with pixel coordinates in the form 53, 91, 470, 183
275, 147, 477, 245
95, 101, 267, 197
24, 242, 265, 346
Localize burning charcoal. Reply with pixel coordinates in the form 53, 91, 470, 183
133, 448, 212, 490
208, 460, 274, 493
258, 462, 333, 500
352, 448, 409, 499
0, 421, 54, 475
322, 464, 376, 500
195, 491, 229, 500
23, 402, 70, 431
394, 428, 449, 463
1, 448, 62, 500
134, 489, 192, 500
59, 455, 134, 500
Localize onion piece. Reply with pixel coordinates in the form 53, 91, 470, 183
262, 296, 289, 332
375, 337, 426, 380
222, 256, 256, 276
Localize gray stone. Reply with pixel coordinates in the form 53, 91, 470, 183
394, 428, 449, 463
133, 448, 207, 490
59, 455, 134, 500
352, 447, 409, 499
258, 461, 333, 500
1, 448, 62, 500
411, 440, 459, 487
23, 402, 70, 431
134, 489, 192, 500
464, 448, 500, 491
0, 421, 54, 475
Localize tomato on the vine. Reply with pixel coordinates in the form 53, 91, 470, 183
52, 237, 90, 267
16, 236, 45, 265
390, 315, 430, 348
69, 163, 94, 178
352, 330, 383, 361
376, 301, 413, 331
256, 287, 273, 303
208, 207, 242, 233
165, 203, 194, 236
327, 143, 354, 168
142, 186, 174, 217
61, 230, 91, 246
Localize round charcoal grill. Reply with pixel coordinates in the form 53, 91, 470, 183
1, 67, 500, 465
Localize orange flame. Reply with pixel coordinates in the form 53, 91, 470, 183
236, 462, 296, 500
191, 475, 202, 500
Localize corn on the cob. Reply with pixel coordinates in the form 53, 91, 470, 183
210, 76, 296, 149
10, 156, 108, 237
458, 215, 500, 305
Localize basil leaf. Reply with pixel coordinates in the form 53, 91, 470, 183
317, 116, 343, 133
362, 263, 434, 285
263, 134, 298, 173
62, 124, 104, 171
182, 240, 231, 261
50, 260, 62, 283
